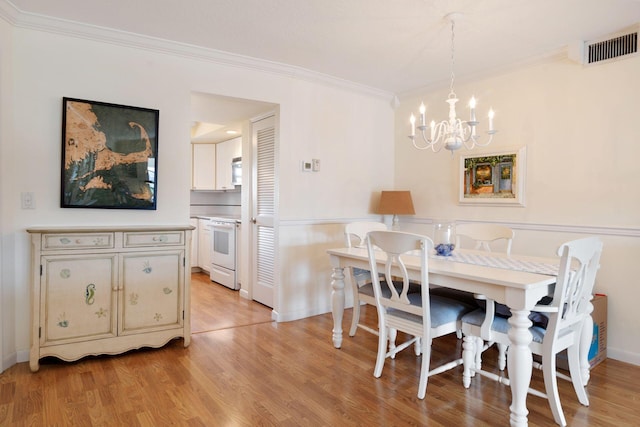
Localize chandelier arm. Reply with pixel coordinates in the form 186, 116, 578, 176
410, 131, 435, 150
474, 132, 496, 147
462, 138, 475, 150
460, 121, 475, 145
461, 129, 497, 150
411, 140, 434, 150
432, 120, 447, 146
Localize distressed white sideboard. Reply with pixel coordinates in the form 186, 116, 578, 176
27, 225, 194, 372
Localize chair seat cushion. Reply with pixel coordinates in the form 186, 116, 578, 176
476, 295, 553, 329
352, 267, 370, 277
351, 267, 373, 285
429, 287, 481, 307
358, 280, 421, 298
461, 308, 547, 343
389, 294, 476, 329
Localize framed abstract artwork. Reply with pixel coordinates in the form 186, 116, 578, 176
61, 97, 159, 209
458, 146, 526, 206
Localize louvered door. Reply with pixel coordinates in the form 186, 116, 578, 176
251, 114, 276, 308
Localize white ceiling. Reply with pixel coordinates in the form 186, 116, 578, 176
190, 92, 276, 143
9, 0, 640, 94
7, 0, 640, 141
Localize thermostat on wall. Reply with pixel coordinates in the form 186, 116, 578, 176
301, 161, 312, 172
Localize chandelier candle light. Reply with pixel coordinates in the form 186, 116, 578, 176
409, 13, 496, 153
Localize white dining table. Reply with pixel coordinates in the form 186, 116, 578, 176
326, 247, 562, 427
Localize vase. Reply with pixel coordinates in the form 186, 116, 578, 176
433, 221, 455, 256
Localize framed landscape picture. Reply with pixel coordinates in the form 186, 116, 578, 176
61, 97, 159, 209
458, 146, 526, 206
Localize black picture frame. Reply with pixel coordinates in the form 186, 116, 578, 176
61, 97, 159, 209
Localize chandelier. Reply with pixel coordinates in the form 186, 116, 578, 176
409, 13, 496, 153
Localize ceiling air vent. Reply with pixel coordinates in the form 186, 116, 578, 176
587, 30, 637, 64
570, 25, 640, 65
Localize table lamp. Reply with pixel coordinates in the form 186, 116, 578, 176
377, 190, 415, 229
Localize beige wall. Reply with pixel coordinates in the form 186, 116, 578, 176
0, 22, 394, 369
395, 55, 640, 365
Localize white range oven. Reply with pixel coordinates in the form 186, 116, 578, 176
209, 217, 239, 290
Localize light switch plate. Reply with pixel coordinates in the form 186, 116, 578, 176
21, 192, 35, 209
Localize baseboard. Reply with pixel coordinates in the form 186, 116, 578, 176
607, 347, 640, 366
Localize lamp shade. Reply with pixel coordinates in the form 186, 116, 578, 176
378, 191, 415, 215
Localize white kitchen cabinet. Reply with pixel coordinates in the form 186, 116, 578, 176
190, 218, 199, 269
197, 218, 211, 272
215, 136, 242, 190
192, 143, 216, 190
27, 226, 193, 372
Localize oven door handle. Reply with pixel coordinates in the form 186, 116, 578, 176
211, 222, 236, 230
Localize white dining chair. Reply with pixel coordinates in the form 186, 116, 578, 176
454, 223, 514, 254
460, 236, 603, 426
344, 221, 389, 336
431, 222, 515, 368
366, 230, 476, 399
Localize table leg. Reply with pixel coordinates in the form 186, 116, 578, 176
461, 334, 476, 388
507, 309, 533, 427
331, 266, 346, 348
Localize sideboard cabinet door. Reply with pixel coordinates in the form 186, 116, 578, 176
120, 250, 184, 334
41, 254, 117, 344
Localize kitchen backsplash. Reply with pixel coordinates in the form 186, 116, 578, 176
190, 190, 241, 216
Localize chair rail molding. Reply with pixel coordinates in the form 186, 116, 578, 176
280, 217, 640, 238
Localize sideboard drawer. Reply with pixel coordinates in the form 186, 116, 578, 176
123, 231, 185, 247
41, 233, 115, 250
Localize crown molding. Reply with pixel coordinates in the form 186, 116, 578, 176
0, 0, 394, 102
0, 0, 19, 24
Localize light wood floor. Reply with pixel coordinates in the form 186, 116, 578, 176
1, 272, 639, 426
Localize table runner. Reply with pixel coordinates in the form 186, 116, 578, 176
433, 251, 559, 276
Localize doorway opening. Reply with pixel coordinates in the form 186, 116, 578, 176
189, 91, 277, 332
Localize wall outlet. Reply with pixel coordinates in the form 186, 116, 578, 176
312, 159, 320, 172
